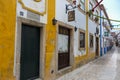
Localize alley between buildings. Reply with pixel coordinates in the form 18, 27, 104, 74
57, 46, 120, 80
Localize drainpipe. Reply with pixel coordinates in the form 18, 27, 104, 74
100, 10, 102, 56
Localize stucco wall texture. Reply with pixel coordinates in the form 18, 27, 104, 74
0, 0, 16, 79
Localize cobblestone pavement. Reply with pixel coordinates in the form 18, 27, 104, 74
57, 46, 120, 80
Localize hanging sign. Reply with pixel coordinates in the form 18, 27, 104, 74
18, 0, 46, 16
68, 10, 75, 22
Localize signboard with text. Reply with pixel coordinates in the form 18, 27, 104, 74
68, 10, 75, 22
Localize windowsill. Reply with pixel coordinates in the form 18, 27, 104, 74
90, 47, 94, 49
79, 48, 85, 50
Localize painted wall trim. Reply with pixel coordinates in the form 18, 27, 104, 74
18, 0, 47, 16
85, 0, 89, 55
100, 10, 102, 56
34, 0, 41, 2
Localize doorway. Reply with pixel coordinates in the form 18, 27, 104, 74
20, 24, 40, 80
96, 37, 99, 57
58, 26, 70, 70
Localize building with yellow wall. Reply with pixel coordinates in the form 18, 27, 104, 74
0, 0, 111, 80
0, 0, 16, 79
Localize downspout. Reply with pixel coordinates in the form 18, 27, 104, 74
100, 10, 102, 56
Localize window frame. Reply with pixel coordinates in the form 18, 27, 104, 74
56, 21, 74, 77
14, 17, 45, 80
66, 0, 73, 3
89, 33, 94, 48
89, 2, 94, 20
79, 29, 86, 49
104, 32, 109, 37
79, 0, 85, 11
94, 10, 99, 23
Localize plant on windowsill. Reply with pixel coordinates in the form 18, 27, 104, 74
94, 16, 99, 23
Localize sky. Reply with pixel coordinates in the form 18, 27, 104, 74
101, 0, 120, 28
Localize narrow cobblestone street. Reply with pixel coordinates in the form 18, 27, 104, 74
57, 46, 120, 80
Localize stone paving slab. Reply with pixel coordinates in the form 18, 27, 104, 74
57, 46, 120, 80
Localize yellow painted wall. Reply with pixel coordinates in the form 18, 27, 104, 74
75, 52, 95, 67
0, 0, 16, 79
45, 0, 56, 80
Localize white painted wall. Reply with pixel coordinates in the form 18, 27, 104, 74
56, 0, 101, 57
100, 8, 113, 52
17, 0, 47, 24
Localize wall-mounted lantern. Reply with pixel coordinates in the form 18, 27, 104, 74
74, 26, 77, 32
52, 17, 57, 25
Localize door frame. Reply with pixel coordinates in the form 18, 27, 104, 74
55, 21, 74, 77
14, 17, 46, 80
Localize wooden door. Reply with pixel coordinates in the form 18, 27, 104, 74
58, 26, 70, 70
20, 24, 40, 80
96, 37, 99, 57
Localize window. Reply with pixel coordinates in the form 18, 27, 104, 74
104, 32, 109, 36
94, 10, 99, 23
79, 0, 85, 11
89, 2, 93, 11
96, 10, 99, 16
67, 0, 72, 2
79, 31, 85, 48
89, 2, 93, 19
89, 34, 94, 48
67, 0, 75, 3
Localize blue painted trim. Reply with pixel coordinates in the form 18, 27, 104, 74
100, 10, 102, 56
104, 47, 106, 54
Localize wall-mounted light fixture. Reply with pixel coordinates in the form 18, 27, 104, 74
74, 26, 77, 32
52, 17, 57, 25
